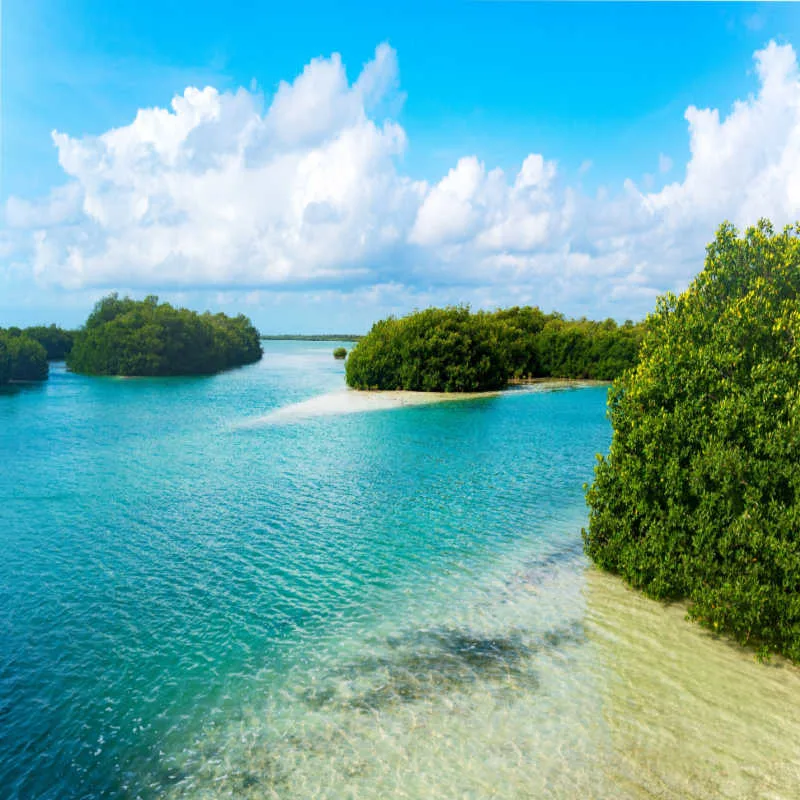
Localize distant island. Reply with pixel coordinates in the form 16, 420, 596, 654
345, 306, 644, 392
67, 294, 263, 377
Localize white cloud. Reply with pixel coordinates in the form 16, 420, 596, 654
644, 42, 800, 228
6, 41, 800, 321
19, 45, 424, 290
409, 153, 559, 254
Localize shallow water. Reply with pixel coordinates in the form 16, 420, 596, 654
1, 342, 798, 799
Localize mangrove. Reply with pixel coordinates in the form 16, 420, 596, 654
345, 306, 644, 392
67, 294, 263, 377
584, 220, 800, 662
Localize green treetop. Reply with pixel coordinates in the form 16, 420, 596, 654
584, 220, 800, 662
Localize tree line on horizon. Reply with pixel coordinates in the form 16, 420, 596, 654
344, 305, 645, 392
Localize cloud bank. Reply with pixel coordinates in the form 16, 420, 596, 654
5, 41, 800, 319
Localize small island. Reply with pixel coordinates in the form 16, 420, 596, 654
345, 306, 644, 392
66, 294, 263, 377
333, 347, 347, 360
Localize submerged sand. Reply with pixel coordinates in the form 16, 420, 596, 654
245, 388, 499, 424
244, 380, 604, 426
161, 550, 800, 800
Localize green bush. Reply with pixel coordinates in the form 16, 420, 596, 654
584, 220, 800, 662
67, 294, 263, 376
333, 347, 347, 359
345, 307, 510, 391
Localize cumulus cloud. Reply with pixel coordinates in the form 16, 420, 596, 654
644, 42, 800, 229
19, 44, 423, 290
5, 40, 800, 319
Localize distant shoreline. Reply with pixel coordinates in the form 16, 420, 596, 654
260, 334, 363, 342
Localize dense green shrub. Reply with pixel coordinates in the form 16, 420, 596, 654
584, 221, 800, 662
67, 294, 263, 376
345, 306, 644, 391
0, 331, 49, 383
345, 307, 511, 391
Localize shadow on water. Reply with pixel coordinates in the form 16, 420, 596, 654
0, 381, 48, 397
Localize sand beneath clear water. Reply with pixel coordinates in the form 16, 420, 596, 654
244, 388, 499, 424
160, 549, 800, 800
244, 381, 604, 426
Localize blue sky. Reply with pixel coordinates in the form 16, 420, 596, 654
2, 1, 800, 331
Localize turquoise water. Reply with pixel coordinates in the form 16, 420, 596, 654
2, 342, 799, 799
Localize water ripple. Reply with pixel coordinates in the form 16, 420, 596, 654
2, 347, 798, 799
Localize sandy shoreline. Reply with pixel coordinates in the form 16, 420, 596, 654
245, 388, 498, 424
242, 380, 605, 426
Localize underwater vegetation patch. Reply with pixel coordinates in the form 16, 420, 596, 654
300, 622, 585, 713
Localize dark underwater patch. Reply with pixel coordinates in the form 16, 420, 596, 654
300, 621, 585, 713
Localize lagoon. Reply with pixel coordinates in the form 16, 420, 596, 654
1, 341, 798, 798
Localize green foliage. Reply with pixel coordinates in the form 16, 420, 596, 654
0, 331, 49, 382
584, 220, 800, 662
345, 306, 644, 391
22, 324, 75, 360
345, 307, 512, 392
66, 294, 263, 377
333, 347, 347, 359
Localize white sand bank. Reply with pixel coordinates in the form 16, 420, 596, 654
243, 388, 498, 425
240, 380, 603, 427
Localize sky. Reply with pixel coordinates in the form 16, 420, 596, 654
1, 1, 799, 332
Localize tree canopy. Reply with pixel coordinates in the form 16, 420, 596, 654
345, 306, 644, 391
66, 294, 263, 377
584, 221, 800, 662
